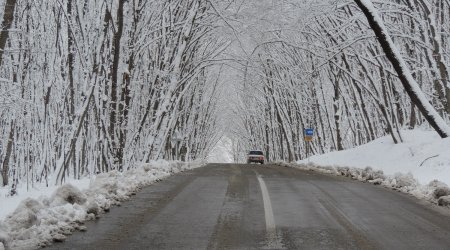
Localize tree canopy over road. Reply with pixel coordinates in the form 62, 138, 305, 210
0, 0, 449, 187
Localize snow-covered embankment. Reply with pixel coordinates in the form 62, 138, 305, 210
281, 130, 450, 208
0, 160, 204, 249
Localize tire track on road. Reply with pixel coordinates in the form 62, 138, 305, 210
207, 165, 249, 250
309, 181, 378, 250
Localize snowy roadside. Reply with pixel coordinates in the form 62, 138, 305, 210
276, 129, 450, 211
276, 162, 450, 208
0, 160, 205, 250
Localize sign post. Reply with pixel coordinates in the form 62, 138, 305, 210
304, 128, 314, 162
171, 131, 183, 161
304, 128, 314, 141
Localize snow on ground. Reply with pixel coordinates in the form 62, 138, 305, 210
280, 129, 450, 208
300, 130, 450, 185
0, 179, 91, 223
0, 160, 204, 250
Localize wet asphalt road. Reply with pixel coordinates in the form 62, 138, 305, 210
47, 163, 450, 250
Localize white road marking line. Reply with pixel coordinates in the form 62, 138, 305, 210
254, 170, 284, 249
256, 174, 277, 238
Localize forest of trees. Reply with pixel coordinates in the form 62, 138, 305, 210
1, 0, 449, 189
0, 0, 226, 187
227, 0, 450, 162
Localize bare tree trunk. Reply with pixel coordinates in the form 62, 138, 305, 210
409, 103, 417, 129
118, 0, 142, 168
67, 0, 77, 179
54, 86, 95, 185
67, 0, 75, 122
0, 0, 16, 66
1, 123, 14, 186
354, 0, 450, 138
332, 71, 344, 151
109, 0, 125, 167
380, 71, 401, 144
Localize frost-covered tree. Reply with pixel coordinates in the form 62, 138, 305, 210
1, 0, 450, 189
353, 0, 450, 138
0, 0, 225, 187
217, 0, 450, 162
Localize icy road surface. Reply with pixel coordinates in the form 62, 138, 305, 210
47, 164, 450, 249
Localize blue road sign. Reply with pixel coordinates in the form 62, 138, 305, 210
305, 128, 314, 136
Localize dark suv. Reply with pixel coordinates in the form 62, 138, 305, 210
247, 150, 265, 164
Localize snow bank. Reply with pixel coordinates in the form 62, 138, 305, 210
277, 161, 450, 208
0, 179, 90, 223
0, 160, 204, 249
277, 163, 442, 201
281, 129, 450, 208
300, 130, 450, 185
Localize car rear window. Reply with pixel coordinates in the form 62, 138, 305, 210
249, 151, 263, 155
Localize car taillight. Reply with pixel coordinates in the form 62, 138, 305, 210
260, 156, 264, 160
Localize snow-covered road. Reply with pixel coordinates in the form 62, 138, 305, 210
45, 163, 450, 250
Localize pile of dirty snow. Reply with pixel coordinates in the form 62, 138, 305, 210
285, 129, 450, 208
0, 160, 203, 249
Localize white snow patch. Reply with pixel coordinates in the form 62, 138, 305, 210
0, 160, 204, 249
0, 178, 90, 221
279, 129, 450, 208
299, 130, 450, 185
